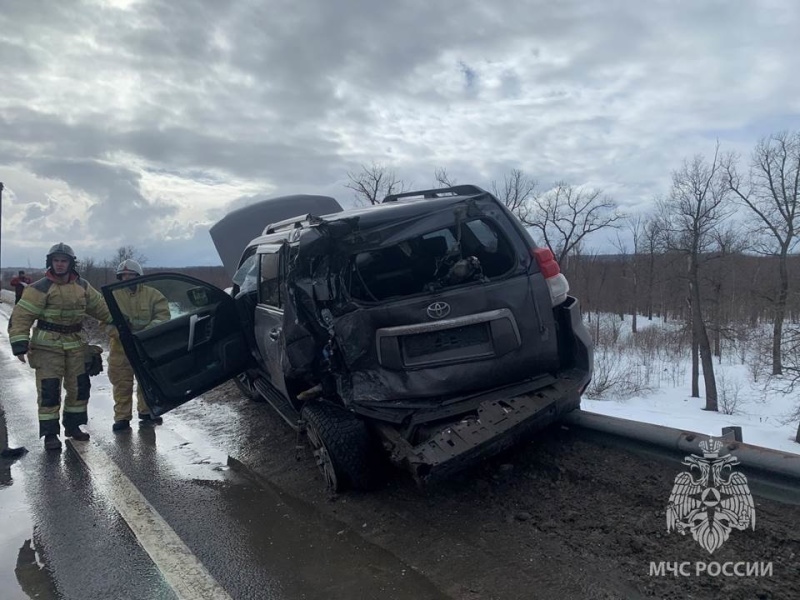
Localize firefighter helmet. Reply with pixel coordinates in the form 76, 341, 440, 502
116, 259, 143, 279
46, 242, 77, 270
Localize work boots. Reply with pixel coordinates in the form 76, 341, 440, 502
43, 435, 62, 451
139, 413, 163, 425
65, 427, 90, 442
112, 420, 131, 432
0, 447, 28, 460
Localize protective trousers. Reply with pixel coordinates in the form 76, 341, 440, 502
29, 346, 90, 437
108, 336, 148, 422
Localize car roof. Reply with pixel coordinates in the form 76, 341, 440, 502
328, 194, 485, 227
248, 191, 496, 245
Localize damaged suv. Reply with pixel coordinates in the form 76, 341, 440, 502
102, 185, 592, 491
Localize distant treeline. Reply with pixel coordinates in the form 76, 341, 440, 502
567, 251, 800, 331
5, 253, 799, 329
2, 265, 230, 290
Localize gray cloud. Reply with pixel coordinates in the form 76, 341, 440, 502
0, 0, 799, 266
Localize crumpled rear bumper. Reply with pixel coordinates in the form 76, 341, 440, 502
379, 369, 586, 483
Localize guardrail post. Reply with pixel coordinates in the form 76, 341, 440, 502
721, 426, 743, 443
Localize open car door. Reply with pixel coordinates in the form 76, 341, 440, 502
102, 274, 250, 416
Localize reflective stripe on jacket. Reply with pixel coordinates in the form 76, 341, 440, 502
8, 272, 112, 353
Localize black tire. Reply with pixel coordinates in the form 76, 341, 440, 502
234, 373, 264, 402
301, 401, 382, 493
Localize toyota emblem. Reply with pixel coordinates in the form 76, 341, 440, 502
426, 301, 450, 319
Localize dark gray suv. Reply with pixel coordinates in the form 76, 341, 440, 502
103, 185, 593, 491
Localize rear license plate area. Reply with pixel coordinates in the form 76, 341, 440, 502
401, 323, 494, 367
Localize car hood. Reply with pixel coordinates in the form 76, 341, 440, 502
210, 194, 344, 278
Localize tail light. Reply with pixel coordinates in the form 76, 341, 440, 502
531, 247, 569, 306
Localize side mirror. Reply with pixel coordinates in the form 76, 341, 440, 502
187, 287, 210, 307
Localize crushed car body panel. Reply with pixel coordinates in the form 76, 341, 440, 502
280, 194, 563, 407
378, 370, 586, 483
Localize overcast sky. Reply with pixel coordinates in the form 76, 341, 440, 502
1, 0, 799, 269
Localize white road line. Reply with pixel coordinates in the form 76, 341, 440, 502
68, 439, 233, 600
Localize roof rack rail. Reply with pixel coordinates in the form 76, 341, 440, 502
263, 213, 315, 235
382, 184, 487, 203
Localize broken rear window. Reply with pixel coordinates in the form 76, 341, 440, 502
348, 218, 515, 302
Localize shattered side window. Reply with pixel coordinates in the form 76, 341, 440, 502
465, 220, 499, 252
422, 229, 457, 252
232, 254, 259, 295
259, 253, 282, 308
348, 218, 515, 302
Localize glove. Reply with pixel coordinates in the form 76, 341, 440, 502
84, 344, 104, 376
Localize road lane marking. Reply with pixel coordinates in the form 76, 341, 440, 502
68, 439, 233, 600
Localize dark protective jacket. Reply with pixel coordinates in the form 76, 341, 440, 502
8, 271, 112, 355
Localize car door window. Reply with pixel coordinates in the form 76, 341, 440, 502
101, 273, 249, 415
139, 279, 219, 319
233, 253, 259, 295
259, 252, 282, 308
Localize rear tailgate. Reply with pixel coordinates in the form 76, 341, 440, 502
334, 274, 560, 402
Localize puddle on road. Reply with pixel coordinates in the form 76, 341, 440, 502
0, 339, 59, 600
0, 464, 59, 600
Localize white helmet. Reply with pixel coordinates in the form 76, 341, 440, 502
116, 259, 143, 279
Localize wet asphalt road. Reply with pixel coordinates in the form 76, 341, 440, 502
0, 296, 445, 600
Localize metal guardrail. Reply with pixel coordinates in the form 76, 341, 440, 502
564, 410, 800, 481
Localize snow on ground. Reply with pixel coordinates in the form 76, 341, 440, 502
583, 374, 800, 455
583, 313, 800, 455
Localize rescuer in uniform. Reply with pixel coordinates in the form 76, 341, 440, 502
10, 271, 33, 304
108, 259, 171, 431
8, 243, 112, 450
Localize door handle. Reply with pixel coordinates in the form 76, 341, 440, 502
187, 313, 211, 351
269, 327, 281, 341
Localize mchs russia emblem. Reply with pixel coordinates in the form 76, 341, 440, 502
666, 437, 756, 554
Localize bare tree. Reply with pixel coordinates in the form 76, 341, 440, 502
725, 131, 800, 375
622, 214, 649, 333
610, 234, 628, 320
78, 256, 103, 286
345, 162, 407, 205
657, 145, 732, 411
776, 325, 800, 443
434, 168, 457, 187
110, 245, 147, 267
642, 213, 662, 321
491, 168, 537, 224
528, 182, 621, 270
705, 223, 749, 359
